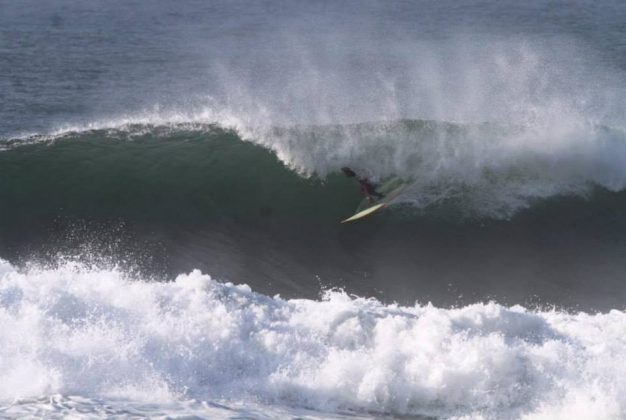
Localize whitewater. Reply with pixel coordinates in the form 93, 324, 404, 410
0, 258, 625, 419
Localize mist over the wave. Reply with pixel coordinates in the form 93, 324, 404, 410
6, 24, 626, 218
3, 0, 626, 136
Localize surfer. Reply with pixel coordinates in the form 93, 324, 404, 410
341, 167, 384, 203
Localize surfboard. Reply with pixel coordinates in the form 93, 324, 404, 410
341, 178, 409, 223
341, 203, 386, 223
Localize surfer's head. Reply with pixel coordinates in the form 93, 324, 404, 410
341, 167, 356, 177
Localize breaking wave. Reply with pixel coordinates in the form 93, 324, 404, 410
3, 118, 626, 220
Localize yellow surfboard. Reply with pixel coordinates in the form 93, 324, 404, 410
341, 203, 386, 223
341, 181, 408, 223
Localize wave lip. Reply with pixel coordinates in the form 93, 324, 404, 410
265, 119, 626, 218
0, 259, 625, 419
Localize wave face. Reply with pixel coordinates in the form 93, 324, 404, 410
1, 259, 626, 419
3, 122, 626, 310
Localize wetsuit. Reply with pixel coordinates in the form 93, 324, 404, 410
359, 178, 384, 202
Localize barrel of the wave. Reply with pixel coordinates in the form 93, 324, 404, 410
341, 177, 410, 223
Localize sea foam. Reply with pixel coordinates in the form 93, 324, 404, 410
0, 259, 625, 419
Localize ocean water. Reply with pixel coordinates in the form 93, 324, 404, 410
2, 0, 626, 418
